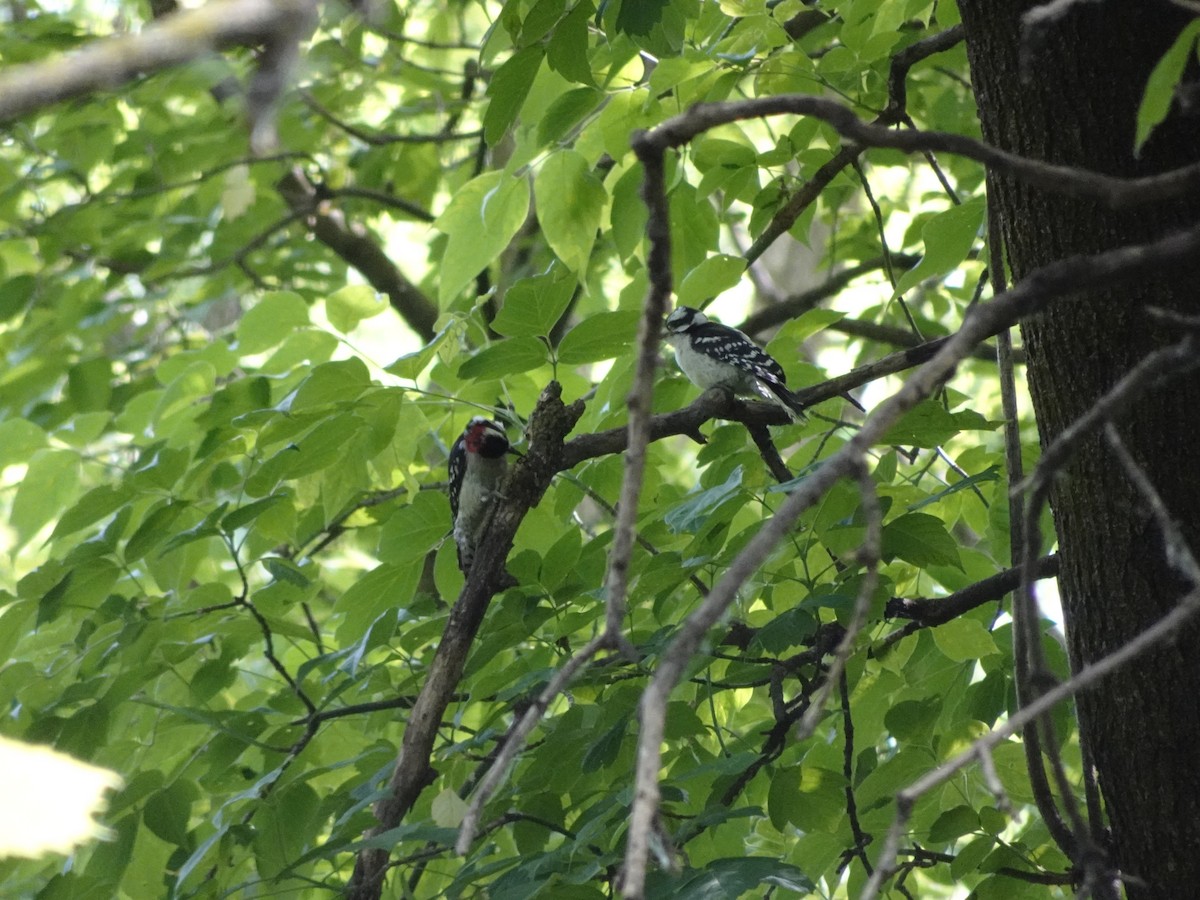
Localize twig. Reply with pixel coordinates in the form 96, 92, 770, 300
0, 0, 318, 122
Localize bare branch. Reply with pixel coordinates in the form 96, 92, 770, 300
0, 0, 316, 122
647, 97, 1200, 209
276, 167, 439, 340
347, 384, 585, 900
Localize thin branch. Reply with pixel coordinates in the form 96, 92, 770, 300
276, 166, 438, 340
840, 669, 873, 875
602, 133, 676, 641
862, 585, 1200, 898
455, 634, 609, 854
347, 384, 585, 900
0, 0, 317, 122
738, 253, 920, 335
647, 96, 1200, 210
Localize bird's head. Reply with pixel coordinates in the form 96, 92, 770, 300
463, 417, 510, 458
665, 306, 707, 334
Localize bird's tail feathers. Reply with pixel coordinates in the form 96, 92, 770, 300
760, 381, 807, 421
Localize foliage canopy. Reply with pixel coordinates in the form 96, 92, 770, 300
5, 0, 1184, 897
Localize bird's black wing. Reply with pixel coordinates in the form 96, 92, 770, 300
690, 321, 788, 385
448, 435, 466, 520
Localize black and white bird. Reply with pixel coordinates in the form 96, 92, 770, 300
664, 305, 811, 419
448, 417, 511, 573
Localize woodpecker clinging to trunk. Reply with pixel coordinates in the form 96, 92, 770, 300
447, 417, 511, 573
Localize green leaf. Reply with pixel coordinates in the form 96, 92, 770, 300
675, 857, 816, 897
537, 86, 604, 147
326, 284, 387, 333
546, 1, 595, 85
254, 782, 320, 879
881, 512, 962, 569
378, 492, 451, 564
483, 45, 545, 145
125, 501, 187, 561
535, 150, 607, 273
928, 805, 980, 843
458, 336, 548, 379
335, 563, 422, 644
1136, 19, 1200, 154
881, 400, 965, 448
492, 266, 576, 337
221, 494, 288, 531
436, 171, 532, 304
262, 556, 311, 587
12, 449, 80, 549
581, 713, 629, 771
557, 310, 640, 363
237, 291, 311, 353
282, 358, 371, 411
386, 321, 456, 380
909, 465, 1001, 511
665, 466, 744, 534
931, 616, 1001, 662
0, 417, 47, 469
430, 787, 469, 828
675, 255, 746, 307
893, 195, 985, 296
51, 484, 130, 541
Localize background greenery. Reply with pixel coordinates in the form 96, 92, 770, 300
1, 0, 1148, 896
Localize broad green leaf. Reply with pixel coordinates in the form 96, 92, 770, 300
665, 466, 744, 534
1136, 19, 1200, 153
674, 857, 816, 898
557, 310, 640, 363
881, 512, 962, 569
237, 291, 311, 354
483, 45, 545, 145
581, 713, 629, 771
12, 449, 80, 549
125, 501, 187, 561
675, 254, 746, 307
436, 171, 532, 304
0, 418, 47, 469
893, 195, 985, 296
221, 494, 288, 532
51, 484, 130, 541
386, 320, 456, 380
282, 358, 371, 411
253, 782, 319, 879
335, 563, 422, 645
378, 492, 451, 564
430, 788, 469, 828
326, 284, 387, 333
931, 616, 1001, 662
491, 266, 576, 337
546, 1, 595, 85
261, 557, 310, 587
535, 150, 606, 273
537, 85, 604, 147
881, 400, 966, 448
458, 336, 548, 379
928, 805, 981, 844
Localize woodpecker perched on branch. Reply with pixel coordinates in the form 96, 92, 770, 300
664, 306, 863, 418
448, 417, 511, 573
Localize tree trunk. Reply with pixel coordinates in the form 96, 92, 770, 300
957, 4, 1200, 897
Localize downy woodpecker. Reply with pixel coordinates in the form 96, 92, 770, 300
664, 305, 809, 419
448, 417, 511, 573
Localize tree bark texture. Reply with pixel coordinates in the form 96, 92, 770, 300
958, 4, 1200, 897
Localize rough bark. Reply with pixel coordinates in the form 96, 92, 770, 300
958, 4, 1200, 896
